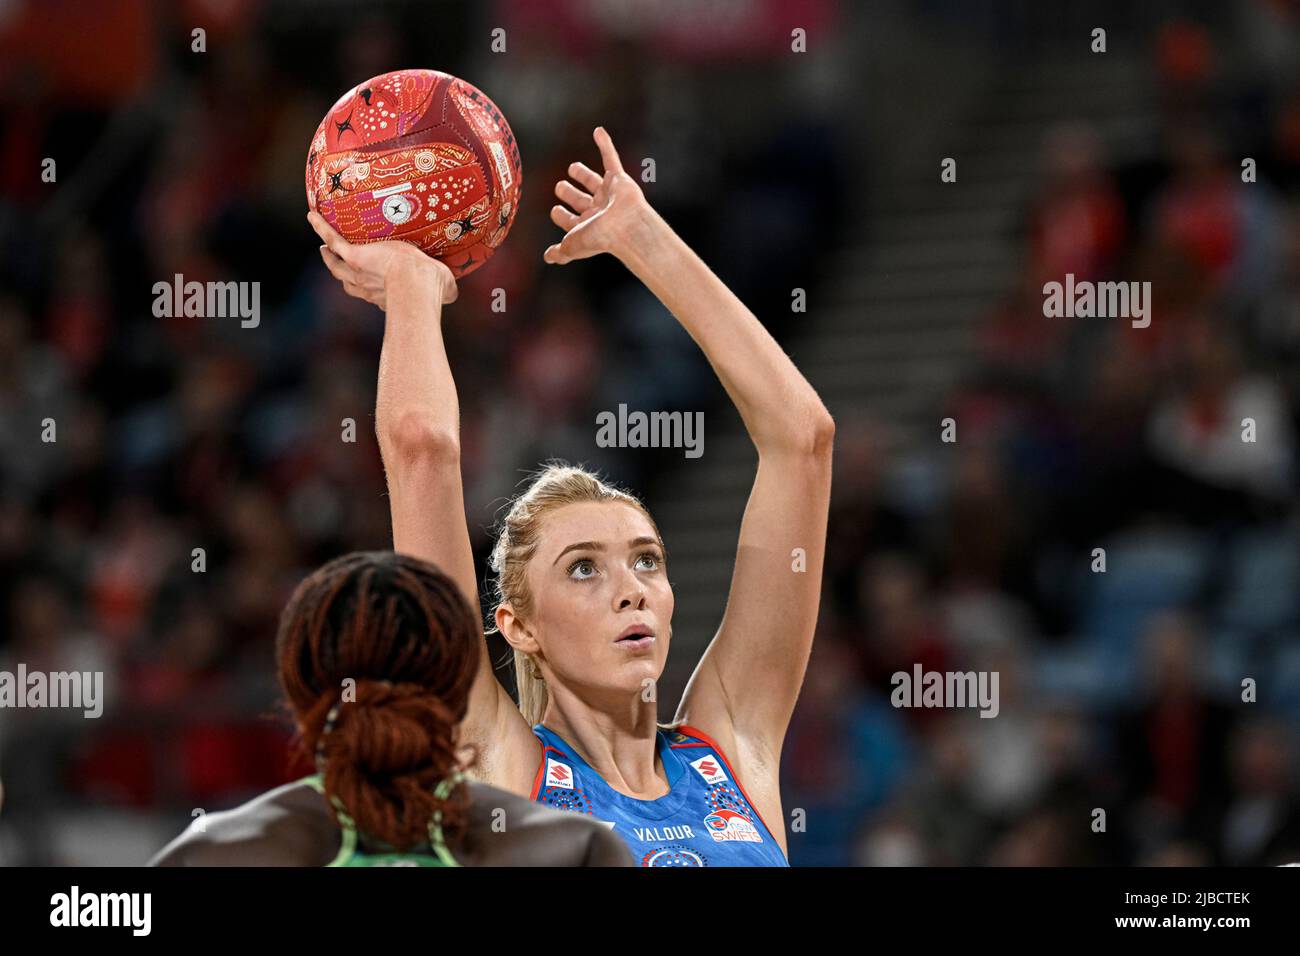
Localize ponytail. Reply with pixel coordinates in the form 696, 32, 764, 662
277, 552, 480, 851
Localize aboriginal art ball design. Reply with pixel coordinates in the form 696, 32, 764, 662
306, 69, 522, 278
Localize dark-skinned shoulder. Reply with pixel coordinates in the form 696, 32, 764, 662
150, 780, 340, 868
457, 780, 632, 866
150, 779, 339, 866
150, 778, 632, 866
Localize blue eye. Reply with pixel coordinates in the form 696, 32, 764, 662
636, 552, 661, 571
567, 559, 597, 579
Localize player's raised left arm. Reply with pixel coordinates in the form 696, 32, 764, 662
547, 129, 834, 757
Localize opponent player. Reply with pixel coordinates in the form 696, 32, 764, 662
308, 126, 834, 866
150, 551, 630, 866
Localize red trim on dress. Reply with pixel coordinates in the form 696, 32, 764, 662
529, 744, 568, 801
675, 723, 782, 850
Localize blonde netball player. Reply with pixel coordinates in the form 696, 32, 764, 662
309, 126, 833, 866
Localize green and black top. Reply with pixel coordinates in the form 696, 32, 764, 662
301, 773, 462, 867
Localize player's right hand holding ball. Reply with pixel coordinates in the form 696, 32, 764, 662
308, 210, 459, 311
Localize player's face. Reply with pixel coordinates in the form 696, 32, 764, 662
525, 501, 673, 701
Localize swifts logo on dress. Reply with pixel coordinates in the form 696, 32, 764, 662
530, 723, 789, 867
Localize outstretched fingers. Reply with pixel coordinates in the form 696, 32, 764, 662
550, 204, 580, 232
593, 126, 624, 175
567, 161, 602, 193
555, 179, 593, 213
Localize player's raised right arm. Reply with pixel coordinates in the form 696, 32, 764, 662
307, 213, 540, 793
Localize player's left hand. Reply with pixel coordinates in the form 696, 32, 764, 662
544, 127, 648, 265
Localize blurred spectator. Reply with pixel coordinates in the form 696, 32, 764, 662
1146, 314, 1295, 506
1218, 717, 1300, 866
1027, 122, 1127, 287
1114, 612, 1237, 860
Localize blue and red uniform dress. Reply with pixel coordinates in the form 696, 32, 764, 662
530, 723, 788, 867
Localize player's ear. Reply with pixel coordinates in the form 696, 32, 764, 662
495, 604, 540, 655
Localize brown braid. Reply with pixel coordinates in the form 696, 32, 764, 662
276, 551, 480, 852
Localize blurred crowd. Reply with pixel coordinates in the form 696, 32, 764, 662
787, 13, 1300, 864
0, 0, 1296, 867
0, 0, 843, 863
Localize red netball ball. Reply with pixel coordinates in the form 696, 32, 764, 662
306, 69, 522, 278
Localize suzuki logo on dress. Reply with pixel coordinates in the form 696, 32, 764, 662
545, 758, 574, 789
690, 755, 727, 784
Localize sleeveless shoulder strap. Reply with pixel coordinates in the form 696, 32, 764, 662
669, 724, 781, 846
426, 773, 463, 867
300, 772, 462, 867
299, 774, 358, 866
